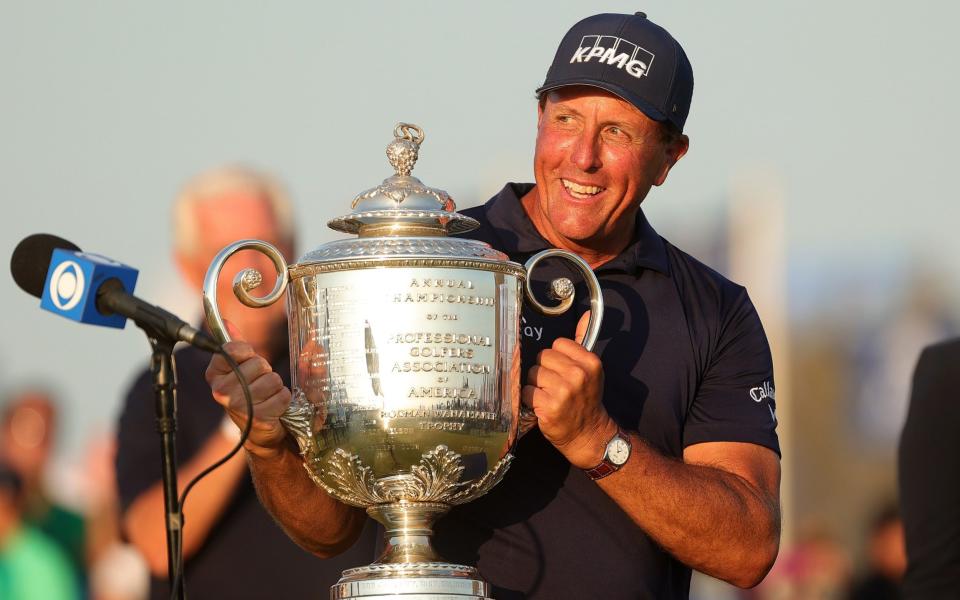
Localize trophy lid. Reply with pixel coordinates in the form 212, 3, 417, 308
327, 123, 480, 238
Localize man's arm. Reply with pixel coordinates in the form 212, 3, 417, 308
525, 316, 780, 588
122, 432, 248, 575
205, 339, 367, 556
600, 438, 779, 587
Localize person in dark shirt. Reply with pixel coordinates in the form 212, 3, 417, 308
205, 13, 782, 599
0, 391, 84, 597
115, 166, 375, 599
848, 504, 905, 600
899, 338, 960, 599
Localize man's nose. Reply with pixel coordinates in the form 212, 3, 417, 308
570, 131, 602, 172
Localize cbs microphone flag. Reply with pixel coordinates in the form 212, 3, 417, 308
40, 249, 138, 329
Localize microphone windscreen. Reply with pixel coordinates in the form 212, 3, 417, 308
10, 234, 82, 298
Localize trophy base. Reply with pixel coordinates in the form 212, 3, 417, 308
331, 562, 491, 599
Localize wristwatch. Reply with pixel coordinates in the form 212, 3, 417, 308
584, 427, 632, 480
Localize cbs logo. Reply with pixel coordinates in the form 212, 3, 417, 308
48, 261, 85, 310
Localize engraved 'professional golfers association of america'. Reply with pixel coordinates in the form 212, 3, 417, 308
203, 124, 604, 599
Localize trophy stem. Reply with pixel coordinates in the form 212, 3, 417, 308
368, 501, 449, 565
332, 501, 491, 599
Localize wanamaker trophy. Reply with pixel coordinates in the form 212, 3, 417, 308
202, 123, 604, 599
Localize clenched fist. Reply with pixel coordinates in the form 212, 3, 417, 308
522, 311, 616, 468
205, 324, 291, 459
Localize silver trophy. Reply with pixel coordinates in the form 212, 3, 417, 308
203, 123, 603, 599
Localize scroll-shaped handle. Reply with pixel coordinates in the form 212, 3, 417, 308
202, 239, 289, 344
523, 249, 603, 350
202, 240, 317, 453
519, 249, 604, 434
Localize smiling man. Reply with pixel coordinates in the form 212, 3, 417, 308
206, 12, 781, 599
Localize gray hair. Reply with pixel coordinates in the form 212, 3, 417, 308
172, 165, 295, 257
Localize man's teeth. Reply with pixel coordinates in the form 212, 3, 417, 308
562, 179, 604, 198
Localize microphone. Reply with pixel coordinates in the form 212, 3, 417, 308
11, 233, 221, 353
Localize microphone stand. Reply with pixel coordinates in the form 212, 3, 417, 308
145, 332, 186, 600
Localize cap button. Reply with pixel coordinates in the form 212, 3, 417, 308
635, 11, 647, 18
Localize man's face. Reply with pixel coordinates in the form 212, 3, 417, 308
529, 86, 687, 256
0, 394, 55, 483
176, 193, 292, 354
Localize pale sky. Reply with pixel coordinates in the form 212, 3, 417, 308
2, 1, 957, 467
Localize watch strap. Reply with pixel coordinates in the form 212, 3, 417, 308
584, 427, 630, 481
584, 460, 618, 480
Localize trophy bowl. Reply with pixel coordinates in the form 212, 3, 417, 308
203, 124, 603, 599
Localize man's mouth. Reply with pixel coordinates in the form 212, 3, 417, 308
561, 179, 605, 199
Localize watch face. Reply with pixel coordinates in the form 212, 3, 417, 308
608, 437, 630, 466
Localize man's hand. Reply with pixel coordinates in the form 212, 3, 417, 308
522, 311, 615, 468
205, 323, 291, 459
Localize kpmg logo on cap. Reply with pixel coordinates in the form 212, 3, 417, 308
570, 35, 655, 79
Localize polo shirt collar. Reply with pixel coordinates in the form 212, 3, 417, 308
482, 183, 669, 275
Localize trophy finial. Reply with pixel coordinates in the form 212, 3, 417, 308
386, 123, 424, 177
328, 122, 479, 237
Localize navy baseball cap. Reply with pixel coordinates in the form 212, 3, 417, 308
536, 12, 694, 132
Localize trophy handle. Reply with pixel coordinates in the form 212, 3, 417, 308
202, 239, 289, 344
522, 249, 604, 351
201, 240, 316, 453
519, 249, 604, 435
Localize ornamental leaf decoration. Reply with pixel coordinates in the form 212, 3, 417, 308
322, 448, 381, 506
405, 445, 467, 502
447, 454, 513, 505
309, 446, 515, 508
280, 393, 316, 456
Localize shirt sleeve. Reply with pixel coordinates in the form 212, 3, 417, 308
682, 287, 780, 456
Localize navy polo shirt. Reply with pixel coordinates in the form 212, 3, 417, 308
434, 183, 779, 599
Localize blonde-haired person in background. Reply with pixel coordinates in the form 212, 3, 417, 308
114, 165, 376, 600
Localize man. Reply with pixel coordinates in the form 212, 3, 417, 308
0, 391, 84, 597
899, 338, 960, 598
115, 166, 375, 599
0, 462, 79, 600
849, 504, 905, 600
206, 13, 781, 598
0, 388, 87, 598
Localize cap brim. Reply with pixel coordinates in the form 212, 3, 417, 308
535, 79, 670, 125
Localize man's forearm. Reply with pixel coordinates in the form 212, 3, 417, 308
123, 432, 248, 575
247, 446, 368, 558
597, 437, 780, 588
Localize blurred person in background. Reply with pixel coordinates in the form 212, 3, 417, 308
753, 520, 852, 600
848, 504, 904, 600
84, 434, 148, 600
0, 460, 80, 599
899, 338, 960, 598
0, 388, 86, 593
115, 165, 375, 599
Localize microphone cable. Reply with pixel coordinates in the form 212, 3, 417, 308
168, 347, 255, 600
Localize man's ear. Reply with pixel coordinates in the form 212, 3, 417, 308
654, 134, 690, 186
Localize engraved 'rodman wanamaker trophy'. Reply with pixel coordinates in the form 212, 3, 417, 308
203, 124, 604, 599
